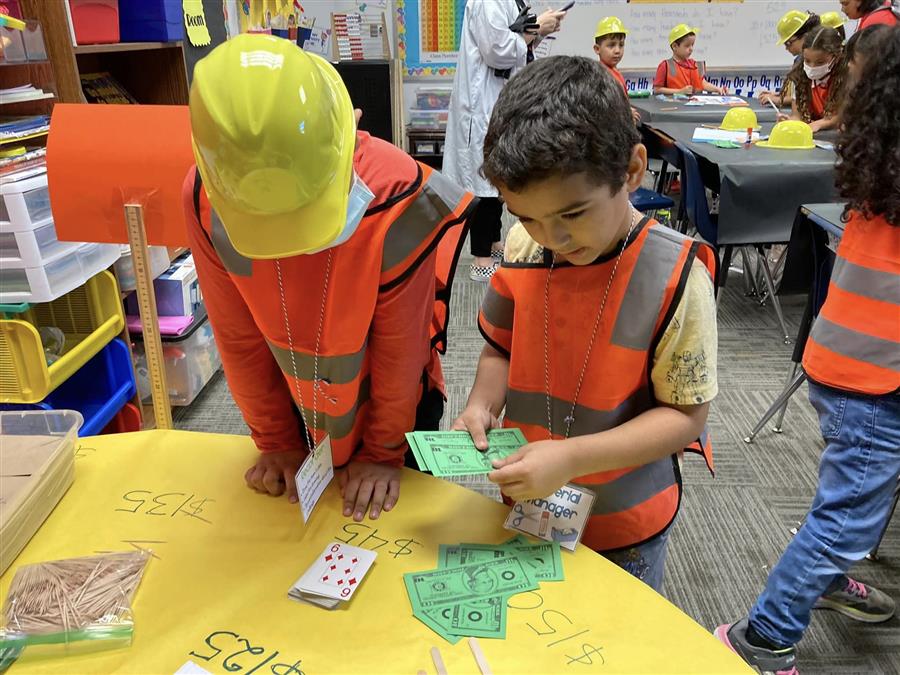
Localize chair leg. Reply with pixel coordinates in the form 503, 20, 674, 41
757, 246, 791, 344
716, 245, 734, 308
744, 370, 807, 444
740, 246, 759, 297
867, 478, 900, 561
771, 362, 799, 433
655, 160, 669, 193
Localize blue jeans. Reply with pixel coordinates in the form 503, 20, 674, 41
603, 526, 671, 593
750, 382, 900, 647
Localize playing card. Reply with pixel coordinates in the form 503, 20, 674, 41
287, 587, 340, 609
296, 542, 376, 602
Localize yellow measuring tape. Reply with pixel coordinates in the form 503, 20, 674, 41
124, 204, 173, 430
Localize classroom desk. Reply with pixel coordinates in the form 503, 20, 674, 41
643, 122, 838, 245
0, 431, 752, 675
632, 96, 779, 124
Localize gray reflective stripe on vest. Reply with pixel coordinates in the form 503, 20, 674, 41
381, 170, 464, 273
210, 209, 253, 277
482, 286, 514, 331
572, 455, 677, 516
810, 316, 900, 372
299, 375, 371, 440
505, 386, 654, 437
831, 257, 899, 305
666, 58, 705, 80
266, 339, 367, 386
610, 226, 686, 351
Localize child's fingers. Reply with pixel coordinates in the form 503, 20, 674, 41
262, 468, 285, 496
492, 448, 526, 469
466, 418, 490, 451
384, 478, 400, 512
488, 462, 525, 485
284, 467, 298, 504
343, 475, 361, 517
449, 417, 467, 431
369, 480, 388, 519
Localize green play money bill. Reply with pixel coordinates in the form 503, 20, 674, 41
404, 556, 537, 609
441, 542, 564, 582
404, 429, 527, 476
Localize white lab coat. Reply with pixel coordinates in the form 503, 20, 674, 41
442, 0, 529, 197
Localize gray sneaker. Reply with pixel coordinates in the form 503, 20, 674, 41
814, 576, 896, 623
714, 618, 799, 675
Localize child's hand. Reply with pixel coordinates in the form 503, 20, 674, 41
340, 460, 401, 521
631, 107, 642, 125
758, 90, 776, 105
718, 85, 728, 95
679, 85, 694, 95
451, 406, 500, 451
245, 449, 306, 503
809, 119, 826, 133
488, 439, 575, 501
776, 112, 791, 122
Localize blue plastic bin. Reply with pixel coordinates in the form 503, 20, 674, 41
117, 0, 183, 41
0, 338, 136, 436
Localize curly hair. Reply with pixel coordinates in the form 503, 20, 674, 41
482, 56, 639, 193
836, 26, 900, 226
795, 26, 849, 122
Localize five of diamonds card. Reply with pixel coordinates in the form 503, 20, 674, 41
288, 542, 377, 609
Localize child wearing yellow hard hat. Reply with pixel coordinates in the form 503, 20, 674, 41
653, 24, 726, 96
592, 16, 641, 124
759, 10, 822, 108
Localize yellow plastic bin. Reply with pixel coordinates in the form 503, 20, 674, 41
0, 270, 124, 403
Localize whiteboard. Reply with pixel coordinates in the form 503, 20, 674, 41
547, 1, 842, 70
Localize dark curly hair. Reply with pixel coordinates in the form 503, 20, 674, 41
795, 26, 849, 122
846, 23, 891, 63
482, 56, 639, 193
836, 25, 900, 226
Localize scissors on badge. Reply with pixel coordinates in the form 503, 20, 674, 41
511, 503, 541, 528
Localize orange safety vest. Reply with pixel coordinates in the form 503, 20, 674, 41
479, 220, 716, 552
603, 62, 628, 96
190, 139, 475, 465
665, 58, 706, 90
803, 210, 900, 396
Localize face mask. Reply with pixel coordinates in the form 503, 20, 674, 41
804, 59, 834, 82
309, 173, 375, 252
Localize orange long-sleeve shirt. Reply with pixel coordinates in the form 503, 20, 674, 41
182, 133, 469, 466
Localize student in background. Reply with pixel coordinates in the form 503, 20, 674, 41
654, 24, 727, 96
456, 56, 717, 592
592, 16, 641, 124
760, 10, 822, 107
841, 0, 899, 29
716, 26, 899, 675
780, 26, 848, 132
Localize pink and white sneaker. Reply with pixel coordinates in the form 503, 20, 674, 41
714, 618, 799, 675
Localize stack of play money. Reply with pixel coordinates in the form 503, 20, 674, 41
403, 536, 563, 643
404, 429, 527, 477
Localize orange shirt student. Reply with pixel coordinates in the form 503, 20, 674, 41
593, 16, 641, 123
781, 25, 848, 133
653, 24, 727, 95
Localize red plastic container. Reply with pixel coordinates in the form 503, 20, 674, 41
68, 0, 120, 45
101, 402, 142, 434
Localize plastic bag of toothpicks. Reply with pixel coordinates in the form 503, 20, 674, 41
0, 551, 151, 662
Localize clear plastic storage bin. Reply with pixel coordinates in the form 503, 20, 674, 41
407, 109, 449, 129
415, 87, 452, 110
0, 174, 52, 232
133, 315, 222, 406
0, 242, 121, 304
0, 221, 80, 268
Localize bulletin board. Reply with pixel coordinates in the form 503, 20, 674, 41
397, 0, 466, 77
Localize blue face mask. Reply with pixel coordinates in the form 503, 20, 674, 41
331, 173, 375, 247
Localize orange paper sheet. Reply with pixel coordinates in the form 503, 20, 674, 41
46, 104, 194, 247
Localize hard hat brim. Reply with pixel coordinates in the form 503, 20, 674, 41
669, 25, 699, 45
756, 140, 816, 150
594, 27, 630, 38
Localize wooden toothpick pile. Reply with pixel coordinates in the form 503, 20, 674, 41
3, 552, 149, 636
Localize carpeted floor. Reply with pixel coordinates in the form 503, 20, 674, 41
175, 237, 899, 675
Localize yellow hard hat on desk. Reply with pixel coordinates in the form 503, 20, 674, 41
190, 33, 356, 259
757, 120, 816, 150
720, 108, 760, 131
669, 23, 698, 45
595, 16, 629, 39
776, 10, 810, 45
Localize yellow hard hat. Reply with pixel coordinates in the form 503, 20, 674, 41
720, 108, 760, 132
669, 23, 698, 45
776, 10, 810, 45
594, 16, 629, 39
820, 11, 845, 30
757, 120, 816, 150
190, 34, 355, 259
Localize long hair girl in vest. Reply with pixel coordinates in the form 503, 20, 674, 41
717, 25, 900, 675
781, 26, 849, 133
759, 11, 822, 108
454, 56, 718, 592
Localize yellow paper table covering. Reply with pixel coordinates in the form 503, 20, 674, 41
0, 430, 751, 674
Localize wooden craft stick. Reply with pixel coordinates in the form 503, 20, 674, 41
417, 671, 427, 675
660, 106, 678, 111
430, 646, 448, 675
468, 638, 493, 675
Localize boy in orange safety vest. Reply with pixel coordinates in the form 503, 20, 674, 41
453, 55, 717, 591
